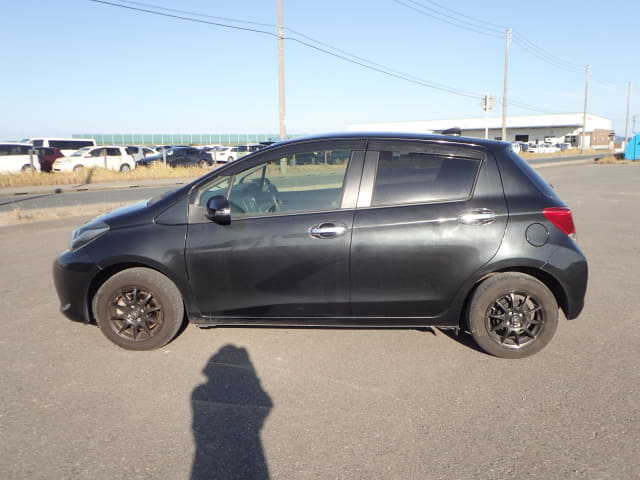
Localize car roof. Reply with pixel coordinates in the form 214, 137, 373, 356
267, 132, 511, 151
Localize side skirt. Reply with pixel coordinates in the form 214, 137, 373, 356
189, 315, 459, 329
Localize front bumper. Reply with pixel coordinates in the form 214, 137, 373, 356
53, 250, 101, 324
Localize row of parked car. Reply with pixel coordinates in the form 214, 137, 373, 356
511, 142, 572, 154
0, 139, 271, 174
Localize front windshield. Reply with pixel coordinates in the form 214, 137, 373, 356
71, 147, 91, 157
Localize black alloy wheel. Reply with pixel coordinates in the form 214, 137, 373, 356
485, 292, 544, 348
468, 272, 558, 358
93, 268, 185, 350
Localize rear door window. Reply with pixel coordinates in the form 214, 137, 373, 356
371, 150, 480, 206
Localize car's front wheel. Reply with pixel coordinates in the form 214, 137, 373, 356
92, 268, 185, 350
119, 163, 131, 173
468, 272, 558, 358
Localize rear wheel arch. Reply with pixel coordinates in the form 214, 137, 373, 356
463, 266, 569, 326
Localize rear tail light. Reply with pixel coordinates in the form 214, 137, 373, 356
543, 207, 577, 241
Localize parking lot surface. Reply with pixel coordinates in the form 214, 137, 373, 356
1, 163, 639, 479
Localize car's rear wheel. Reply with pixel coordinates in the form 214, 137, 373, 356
72, 164, 84, 172
21, 164, 35, 173
93, 268, 185, 350
198, 159, 208, 168
468, 272, 558, 358
119, 163, 131, 173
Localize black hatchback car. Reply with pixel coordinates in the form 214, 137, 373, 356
53, 133, 587, 358
136, 147, 212, 168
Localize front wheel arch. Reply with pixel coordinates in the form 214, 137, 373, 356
88, 262, 192, 324
91, 267, 186, 350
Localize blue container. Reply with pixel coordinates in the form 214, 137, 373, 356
625, 134, 640, 160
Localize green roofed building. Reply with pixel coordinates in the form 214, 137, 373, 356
72, 133, 283, 146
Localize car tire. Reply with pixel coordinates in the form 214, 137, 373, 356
227, 157, 234, 162
468, 272, 558, 359
21, 164, 35, 173
198, 159, 208, 168
119, 163, 131, 173
92, 268, 185, 351
72, 165, 84, 172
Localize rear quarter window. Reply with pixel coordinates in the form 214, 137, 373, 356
506, 149, 558, 199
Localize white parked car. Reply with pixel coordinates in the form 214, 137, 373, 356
125, 145, 156, 162
21, 138, 96, 157
52, 146, 135, 172
213, 146, 238, 163
0, 143, 40, 173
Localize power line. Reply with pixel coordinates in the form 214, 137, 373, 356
419, 0, 506, 30
88, 0, 482, 99
390, 0, 503, 38
511, 33, 584, 73
88, 0, 568, 116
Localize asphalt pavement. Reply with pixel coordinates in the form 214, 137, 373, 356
1, 162, 639, 479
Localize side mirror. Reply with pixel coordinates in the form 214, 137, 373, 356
206, 195, 231, 225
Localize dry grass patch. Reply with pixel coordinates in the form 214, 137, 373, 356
1, 201, 131, 226
0, 165, 214, 189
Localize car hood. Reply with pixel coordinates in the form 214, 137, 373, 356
139, 154, 165, 162
94, 200, 154, 227
90, 183, 192, 228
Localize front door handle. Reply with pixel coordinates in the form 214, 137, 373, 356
457, 208, 496, 225
309, 223, 348, 239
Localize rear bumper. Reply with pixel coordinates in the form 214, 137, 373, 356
542, 245, 588, 320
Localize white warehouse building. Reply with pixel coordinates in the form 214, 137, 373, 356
347, 113, 614, 149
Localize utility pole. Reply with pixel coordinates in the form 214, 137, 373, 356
501, 28, 512, 142
278, 0, 286, 140
624, 82, 632, 144
580, 64, 591, 153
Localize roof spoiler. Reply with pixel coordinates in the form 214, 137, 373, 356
441, 127, 462, 136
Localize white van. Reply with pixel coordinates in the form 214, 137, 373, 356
22, 138, 96, 156
52, 146, 135, 172
0, 143, 40, 173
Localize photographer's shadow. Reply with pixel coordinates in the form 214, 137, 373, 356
191, 345, 272, 480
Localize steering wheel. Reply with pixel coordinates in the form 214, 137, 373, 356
259, 178, 280, 212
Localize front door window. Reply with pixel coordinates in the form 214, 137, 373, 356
198, 149, 351, 217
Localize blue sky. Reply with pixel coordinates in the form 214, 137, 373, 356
2, 0, 638, 140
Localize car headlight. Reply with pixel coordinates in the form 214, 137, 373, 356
71, 220, 109, 251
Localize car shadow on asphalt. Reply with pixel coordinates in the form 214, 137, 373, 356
437, 328, 486, 355
191, 344, 272, 480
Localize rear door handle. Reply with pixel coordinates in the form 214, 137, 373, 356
309, 223, 348, 239
457, 208, 496, 225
